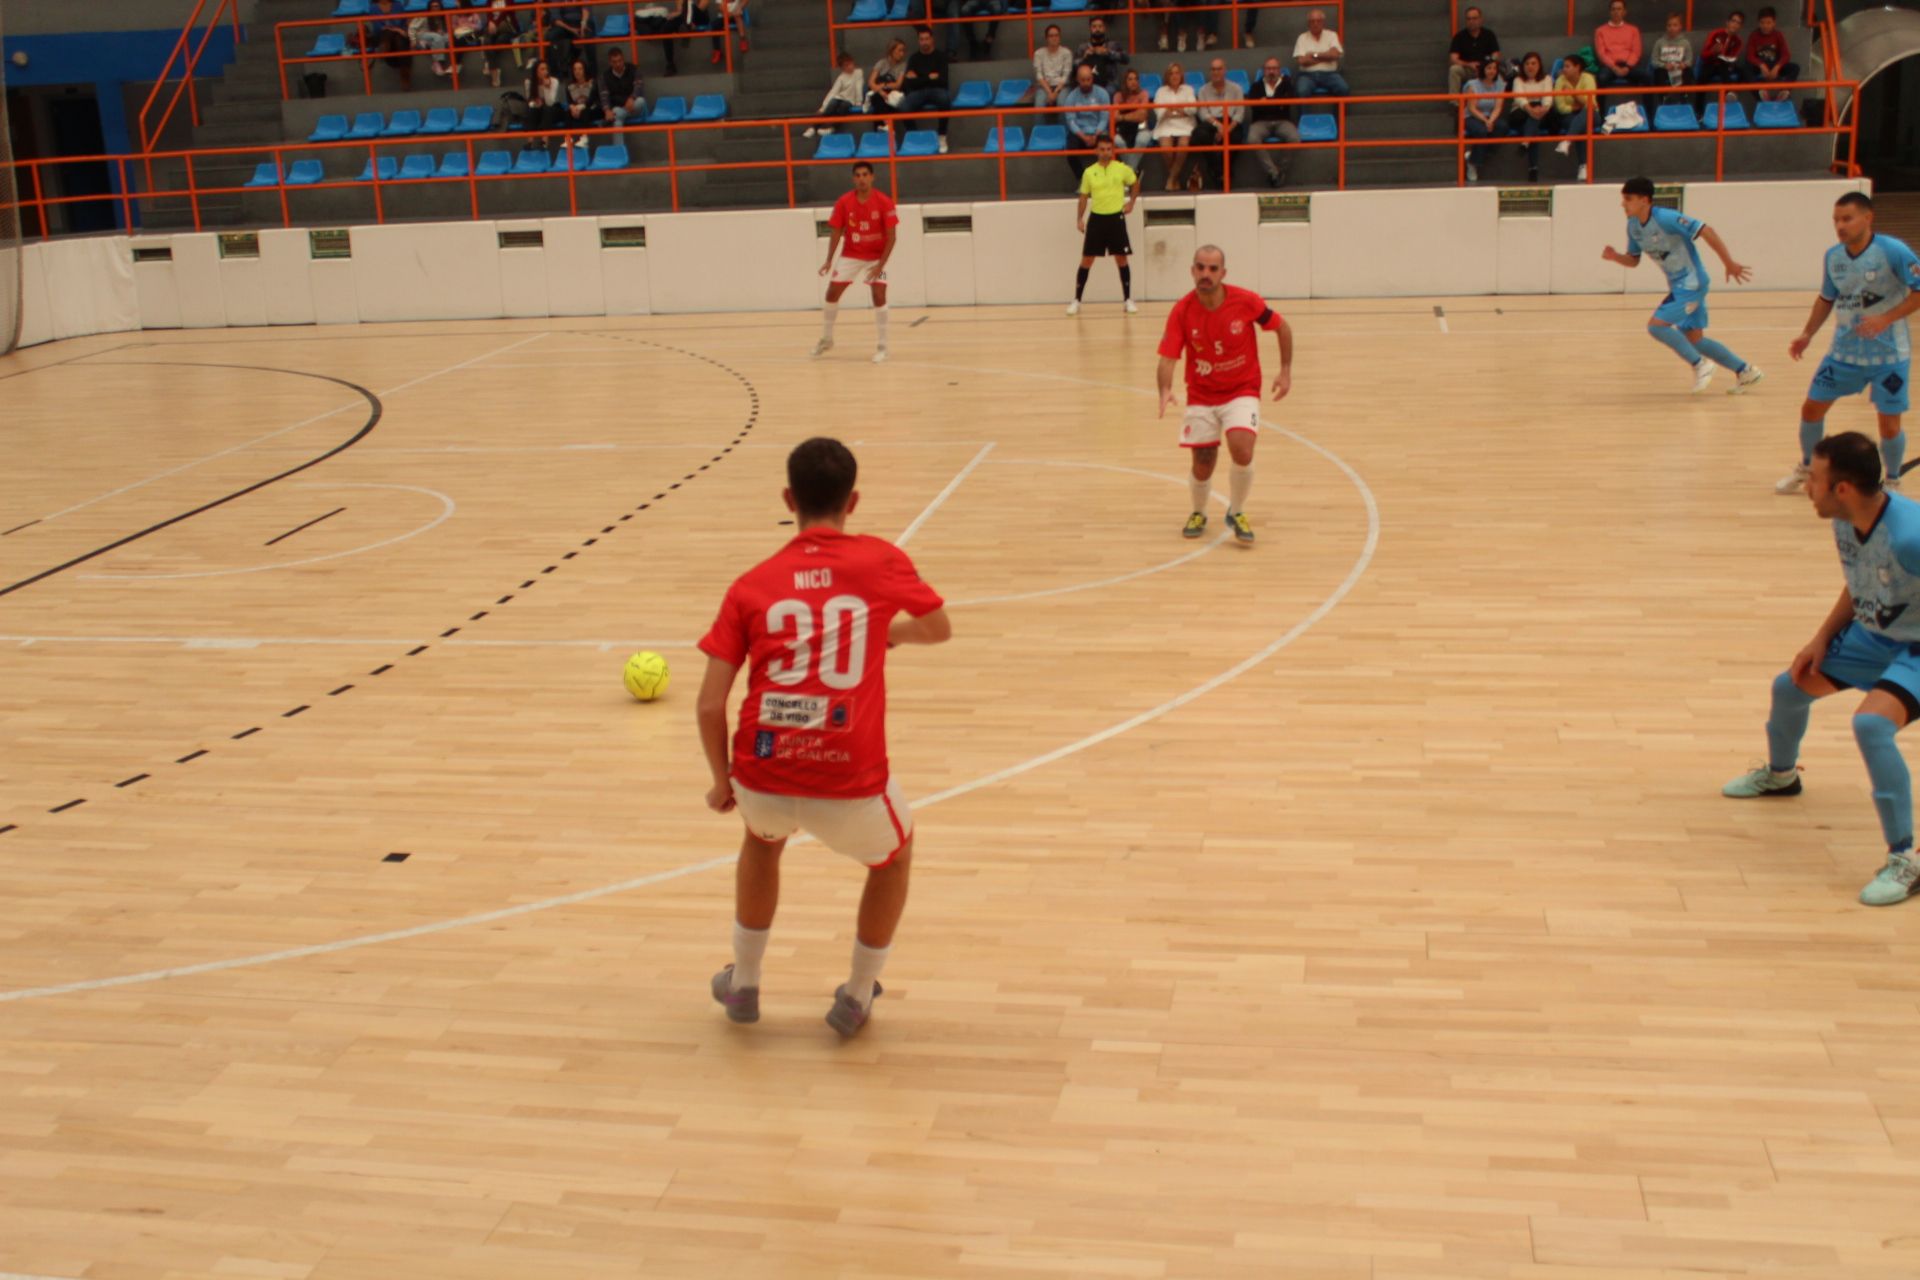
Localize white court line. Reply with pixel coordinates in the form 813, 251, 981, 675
896, 443, 995, 548
31, 334, 546, 526
0, 635, 697, 651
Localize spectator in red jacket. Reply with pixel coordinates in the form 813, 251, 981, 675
1745, 6, 1800, 101
1593, 0, 1651, 103
1698, 11, 1751, 86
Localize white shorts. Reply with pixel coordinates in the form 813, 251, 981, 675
1180, 395, 1261, 448
830, 255, 887, 285
733, 776, 912, 867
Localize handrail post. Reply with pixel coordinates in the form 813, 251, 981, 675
279, 144, 292, 227
566, 137, 578, 216
996, 108, 1007, 202
186, 153, 201, 232
1336, 99, 1345, 188
468, 139, 480, 220
370, 144, 384, 224
1714, 84, 1725, 180
629, 1, 639, 66
276, 26, 289, 100
667, 126, 679, 211
29, 162, 46, 239
783, 125, 796, 208
1567, 0, 1575, 38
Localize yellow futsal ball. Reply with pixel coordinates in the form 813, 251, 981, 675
623, 650, 670, 702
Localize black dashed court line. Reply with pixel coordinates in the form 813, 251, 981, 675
49, 799, 86, 814
470, 611, 488, 620
115, 774, 150, 788
370, 664, 393, 675
0, 825, 16, 835
177, 750, 208, 764
562, 552, 577, 560
2, 520, 41, 536
497, 595, 514, 604
232, 727, 262, 740
282, 706, 309, 718
440, 627, 461, 637
329, 685, 354, 696
406, 646, 429, 656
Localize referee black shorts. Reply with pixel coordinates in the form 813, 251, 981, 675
1081, 211, 1133, 258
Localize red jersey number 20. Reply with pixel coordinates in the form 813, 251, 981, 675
766, 595, 871, 690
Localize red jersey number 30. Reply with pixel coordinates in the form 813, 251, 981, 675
766, 596, 871, 690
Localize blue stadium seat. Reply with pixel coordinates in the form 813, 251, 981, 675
309, 34, 348, 58
1703, 100, 1749, 130
589, 144, 630, 170
598, 13, 631, 36
687, 93, 727, 121
848, 0, 885, 19
436, 152, 472, 177
983, 126, 1025, 152
403, 0, 430, 10
512, 150, 551, 174
1653, 103, 1700, 131
244, 162, 281, 188
993, 78, 1032, 107
898, 129, 939, 156
348, 112, 385, 139
1226, 69, 1250, 93
886, 0, 912, 17
420, 107, 460, 134
383, 110, 422, 137
1050, 0, 1089, 10
648, 96, 688, 123
1140, 73, 1161, 96
813, 133, 857, 160
1027, 124, 1067, 151
1753, 99, 1798, 128
357, 156, 399, 180
475, 149, 513, 176
287, 160, 325, 185
952, 80, 992, 110
1297, 113, 1338, 141
457, 105, 493, 132
332, 0, 370, 14
398, 154, 437, 179
857, 132, 894, 158
308, 114, 349, 143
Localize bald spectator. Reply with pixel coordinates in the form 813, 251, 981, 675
1448, 7, 1502, 97
1294, 10, 1348, 97
1192, 56, 1245, 189
1062, 63, 1113, 179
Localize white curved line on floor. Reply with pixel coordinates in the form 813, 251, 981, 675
78, 484, 456, 582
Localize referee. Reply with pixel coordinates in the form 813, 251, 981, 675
1068, 136, 1140, 317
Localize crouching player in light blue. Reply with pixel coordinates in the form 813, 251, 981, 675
1777, 191, 1920, 495
1726, 432, 1920, 905
1601, 175, 1761, 396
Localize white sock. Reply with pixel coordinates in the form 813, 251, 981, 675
731, 921, 769, 991
1188, 472, 1212, 514
821, 300, 839, 339
1227, 462, 1254, 515
873, 304, 889, 349
847, 940, 890, 1009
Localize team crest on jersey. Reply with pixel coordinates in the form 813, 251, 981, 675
1230, 319, 1246, 335
754, 730, 777, 758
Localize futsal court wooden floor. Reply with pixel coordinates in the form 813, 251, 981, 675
4, 293, 1919, 1279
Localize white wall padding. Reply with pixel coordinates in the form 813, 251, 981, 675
172, 234, 228, 328
352, 220, 502, 321
1496, 216, 1553, 295
1256, 222, 1311, 299
919, 203, 975, 307
16, 243, 53, 348
971, 198, 1085, 305
497, 219, 550, 319
261, 230, 318, 326
311, 259, 359, 326
1195, 193, 1260, 292
1312, 188, 1500, 297
597, 216, 651, 316
647, 208, 820, 313
218, 255, 270, 329
1682, 178, 1868, 294
542, 217, 606, 317
130, 237, 182, 331
39, 237, 139, 340
1138, 195, 1196, 303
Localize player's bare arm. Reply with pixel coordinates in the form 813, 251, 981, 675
1791, 587, 1855, 687
1858, 291, 1920, 341
696, 656, 742, 813
1156, 354, 1180, 418
1271, 316, 1293, 400
1699, 226, 1752, 284
1790, 296, 1835, 360
888, 606, 953, 647
1076, 190, 1090, 234
1601, 245, 1640, 268
821, 228, 844, 276
867, 226, 897, 282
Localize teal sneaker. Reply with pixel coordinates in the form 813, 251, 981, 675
1721, 764, 1803, 798
1860, 851, 1920, 907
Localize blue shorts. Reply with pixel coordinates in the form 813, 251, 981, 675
1651, 289, 1709, 331
1808, 358, 1911, 415
1820, 622, 1920, 713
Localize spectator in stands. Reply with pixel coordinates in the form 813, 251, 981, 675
1508, 50, 1554, 182
524, 59, 564, 153
481, 0, 519, 89
1239, 4, 1262, 49
1033, 25, 1074, 106
1651, 12, 1695, 106
717, 0, 750, 59
1246, 55, 1299, 188
1551, 51, 1595, 179
867, 37, 909, 123
562, 58, 602, 149
1448, 6, 1502, 97
1293, 10, 1349, 97
1153, 62, 1198, 188
1063, 63, 1113, 178
1163, 0, 1215, 54
900, 26, 954, 152
1114, 68, 1154, 151
601, 46, 647, 125
1192, 57, 1244, 190
361, 0, 414, 91
1462, 55, 1507, 182
1699, 12, 1750, 87
959, 0, 1005, 61
1078, 17, 1130, 91
410, 9, 452, 78
1593, 0, 1649, 102
546, 5, 593, 78
447, 2, 484, 76
806, 52, 867, 137
1746, 7, 1799, 101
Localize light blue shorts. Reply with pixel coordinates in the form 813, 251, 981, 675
1808, 358, 1911, 415
1820, 622, 1920, 714
1651, 289, 1709, 332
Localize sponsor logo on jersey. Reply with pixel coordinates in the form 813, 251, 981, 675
760, 693, 833, 728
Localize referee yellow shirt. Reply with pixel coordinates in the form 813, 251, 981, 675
1079, 160, 1137, 216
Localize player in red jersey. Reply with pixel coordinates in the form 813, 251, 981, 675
1156, 244, 1293, 545
813, 160, 900, 365
697, 437, 952, 1037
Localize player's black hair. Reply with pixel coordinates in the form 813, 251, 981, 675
1561, 50, 1584, 70
789, 438, 860, 520
1621, 176, 1656, 199
1726, 8, 1745, 18
915, 24, 934, 38
1837, 191, 1874, 212
1756, 4, 1777, 17
1814, 432, 1884, 496
851, 160, 874, 175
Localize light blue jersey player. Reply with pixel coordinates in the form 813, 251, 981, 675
1602, 176, 1761, 395
1779, 192, 1920, 496
1726, 432, 1920, 906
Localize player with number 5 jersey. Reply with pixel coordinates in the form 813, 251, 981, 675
696, 437, 951, 1038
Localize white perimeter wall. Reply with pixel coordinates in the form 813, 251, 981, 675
14, 178, 1868, 347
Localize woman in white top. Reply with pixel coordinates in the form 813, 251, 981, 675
805, 52, 866, 138
867, 38, 909, 117
1506, 51, 1555, 183
1152, 62, 1198, 190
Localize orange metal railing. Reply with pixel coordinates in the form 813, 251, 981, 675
275, 0, 732, 101
1, 78, 1857, 241
139, 0, 244, 152
825, 0, 1343, 64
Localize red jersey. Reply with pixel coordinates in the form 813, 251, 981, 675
698, 527, 943, 799
829, 190, 899, 261
1157, 285, 1284, 407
